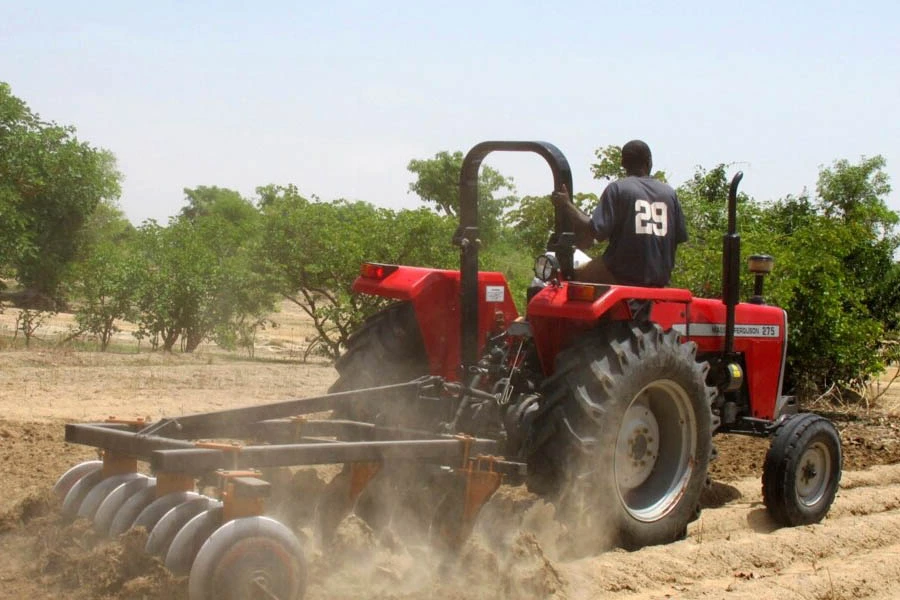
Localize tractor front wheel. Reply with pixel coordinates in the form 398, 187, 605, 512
762, 413, 842, 526
528, 321, 717, 552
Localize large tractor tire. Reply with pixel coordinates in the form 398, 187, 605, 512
329, 302, 431, 426
325, 302, 443, 539
762, 413, 842, 526
527, 320, 718, 552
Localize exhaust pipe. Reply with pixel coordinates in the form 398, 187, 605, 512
722, 172, 743, 358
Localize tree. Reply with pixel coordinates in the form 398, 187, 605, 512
68, 199, 138, 350
817, 156, 896, 234
72, 238, 139, 350
73, 198, 135, 253
674, 157, 900, 395
0, 82, 121, 299
130, 194, 274, 354
407, 150, 515, 245
257, 189, 456, 359
502, 192, 598, 257
0, 84, 38, 275
591, 145, 668, 182
181, 185, 257, 225
781, 156, 900, 391
670, 163, 759, 298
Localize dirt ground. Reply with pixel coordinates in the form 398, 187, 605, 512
1, 304, 899, 599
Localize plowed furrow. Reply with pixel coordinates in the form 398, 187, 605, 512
561, 504, 900, 599
694, 472, 900, 543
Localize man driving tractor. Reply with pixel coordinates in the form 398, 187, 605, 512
551, 140, 688, 287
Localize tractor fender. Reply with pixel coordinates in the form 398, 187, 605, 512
526, 282, 693, 375
352, 266, 519, 379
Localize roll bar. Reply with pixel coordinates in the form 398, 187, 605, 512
456, 141, 575, 375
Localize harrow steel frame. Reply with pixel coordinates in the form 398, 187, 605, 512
65, 377, 519, 479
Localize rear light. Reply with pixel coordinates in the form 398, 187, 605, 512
566, 283, 609, 302
359, 262, 398, 279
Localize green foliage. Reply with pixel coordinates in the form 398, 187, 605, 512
503, 192, 597, 258
817, 156, 896, 234
591, 145, 668, 182
73, 199, 135, 253
14, 308, 55, 347
0, 82, 121, 298
129, 189, 274, 353
675, 157, 900, 394
407, 150, 515, 245
670, 164, 758, 297
9, 97, 888, 401
131, 220, 205, 351
257, 188, 456, 359
72, 237, 140, 350
181, 185, 257, 225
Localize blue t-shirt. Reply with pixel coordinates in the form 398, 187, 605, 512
590, 176, 688, 287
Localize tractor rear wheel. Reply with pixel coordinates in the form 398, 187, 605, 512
325, 302, 439, 539
329, 302, 430, 426
528, 320, 717, 552
762, 413, 841, 526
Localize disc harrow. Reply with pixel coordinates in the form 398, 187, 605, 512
54, 379, 518, 600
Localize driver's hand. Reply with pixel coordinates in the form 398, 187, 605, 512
551, 184, 570, 209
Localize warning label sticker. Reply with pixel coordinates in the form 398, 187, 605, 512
485, 285, 505, 302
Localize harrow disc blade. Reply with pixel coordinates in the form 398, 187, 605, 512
108, 479, 157, 537
165, 505, 224, 576
77, 473, 144, 521
133, 491, 200, 534
146, 497, 219, 557
61, 469, 105, 521
93, 475, 152, 536
188, 516, 307, 600
53, 461, 102, 501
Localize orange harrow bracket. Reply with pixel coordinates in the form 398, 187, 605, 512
217, 469, 269, 522
316, 462, 382, 541
101, 451, 138, 478
348, 462, 382, 502
104, 415, 152, 428
455, 433, 475, 467
462, 456, 503, 524
439, 452, 503, 550
195, 441, 243, 470
155, 472, 196, 497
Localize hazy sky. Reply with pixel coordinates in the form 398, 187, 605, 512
4, 1, 899, 225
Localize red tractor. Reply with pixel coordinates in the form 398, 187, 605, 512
55, 141, 842, 598
333, 140, 842, 548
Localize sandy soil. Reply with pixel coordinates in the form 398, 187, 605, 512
1, 304, 899, 599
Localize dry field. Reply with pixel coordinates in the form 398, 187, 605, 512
1, 303, 899, 599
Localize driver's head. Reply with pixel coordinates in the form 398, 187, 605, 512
621, 140, 652, 177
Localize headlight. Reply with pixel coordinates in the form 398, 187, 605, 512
747, 254, 774, 274
534, 254, 560, 282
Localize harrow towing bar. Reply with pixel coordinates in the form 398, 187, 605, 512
65, 421, 500, 474
134, 377, 446, 440
150, 438, 499, 474
63, 375, 527, 480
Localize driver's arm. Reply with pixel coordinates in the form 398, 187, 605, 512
551, 187, 595, 250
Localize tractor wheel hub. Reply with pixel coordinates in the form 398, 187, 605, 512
616, 400, 660, 490
795, 442, 831, 506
